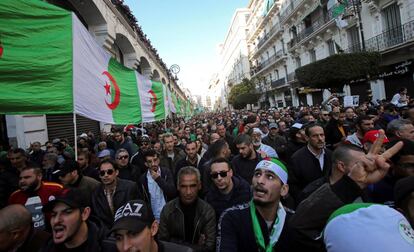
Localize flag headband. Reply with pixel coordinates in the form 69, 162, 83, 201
255, 158, 288, 184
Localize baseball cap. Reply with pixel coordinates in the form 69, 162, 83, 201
362, 130, 390, 144
269, 123, 278, 129
97, 149, 111, 158
53, 160, 78, 177
43, 188, 89, 212
394, 176, 414, 208
111, 200, 155, 234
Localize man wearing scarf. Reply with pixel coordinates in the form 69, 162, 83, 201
217, 158, 292, 251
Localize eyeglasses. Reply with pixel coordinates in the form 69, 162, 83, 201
210, 170, 229, 179
99, 169, 115, 176
117, 155, 129, 160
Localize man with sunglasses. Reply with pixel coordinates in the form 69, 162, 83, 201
205, 158, 251, 219
115, 148, 142, 182
91, 160, 139, 230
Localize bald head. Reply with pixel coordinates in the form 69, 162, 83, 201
0, 204, 32, 231
0, 205, 32, 251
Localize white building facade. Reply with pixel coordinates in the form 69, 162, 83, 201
244, 0, 414, 108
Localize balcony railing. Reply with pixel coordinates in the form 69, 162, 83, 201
344, 19, 414, 53
257, 23, 282, 49
280, 1, 294, 23
271, 77, 286, 88
365, 20, 414, 52
288, 11, 334, 50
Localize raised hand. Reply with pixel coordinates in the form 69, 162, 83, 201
347, 130, 403, 188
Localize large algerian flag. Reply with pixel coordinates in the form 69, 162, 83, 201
0, 0, 176, 124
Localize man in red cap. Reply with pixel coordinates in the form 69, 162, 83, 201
362, 129, 390, 153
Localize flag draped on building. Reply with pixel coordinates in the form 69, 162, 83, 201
0, 0, 189, 124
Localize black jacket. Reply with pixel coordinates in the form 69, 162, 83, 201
288, 146, 332, 203
117, 163, 141, 182
288, 176, 363, 252
138, 166, 176, 205
175, 156, 207, 179
130, 151, 148, 175
262, 134, 289, 162
325, 119, 348, 149
217, 202, 293, 252
91, 178, 139, 229
231, 152, 261, 185
205, 175, 251, 219
159, 198, 216, 252
41, 220, 116, 252
82, 165, 100, 181
159, 148, 186, 176
0, 166, 19, 208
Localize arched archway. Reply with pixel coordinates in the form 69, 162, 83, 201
152, 70, 160, 82
139, 57, 151, 78
113, 33, 137, 68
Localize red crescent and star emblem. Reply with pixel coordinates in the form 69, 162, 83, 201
0, 36, 3, 58
148, 89, 157, 113
102, 71, 120, 110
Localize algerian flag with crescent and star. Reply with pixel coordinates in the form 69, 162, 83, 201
0, 0, 184, 125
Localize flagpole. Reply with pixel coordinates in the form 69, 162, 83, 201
73, 112, 78, 161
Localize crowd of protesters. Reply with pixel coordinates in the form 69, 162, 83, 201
0, 88, 413, 251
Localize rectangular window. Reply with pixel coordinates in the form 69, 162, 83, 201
347, 25, 360, 52
309, 49, 316, 63
327, 40, 335, 55
295, 57, 301, 68
382, 3, 402, 47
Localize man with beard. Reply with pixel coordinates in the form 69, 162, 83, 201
30, 141, 45, 167
113, 128, 134, 157
131, 135, 152, 174
345, 115, 375, 149
217, 158, 291, 251
325, 109, 348, 149
251, 128, 278, 158
8, 164, 63, 230
289, 124, 332, 203
139, 149, 176, 222
91, 160, 139, 230
232, 134, 261, 185
176, 141, 206, 178
77, 151, 99, 181
41, 188, 116, 251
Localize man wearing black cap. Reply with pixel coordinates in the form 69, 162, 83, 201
54, 160, 100, 195
41, 188, 116, 251
112, 200, 193, 252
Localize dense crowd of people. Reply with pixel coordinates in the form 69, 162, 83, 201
0, 88, 413, 251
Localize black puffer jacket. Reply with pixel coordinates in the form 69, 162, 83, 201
138, 166, 176, 205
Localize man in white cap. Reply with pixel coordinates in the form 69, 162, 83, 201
217, 157, 292, 251
251, 128, 278, 159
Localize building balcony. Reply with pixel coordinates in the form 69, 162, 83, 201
250, 22, 283, 58
344, 19, 414, 53
271, 77, 287, 88
247, 0, 280, 42
287, 11, 334, 51
251, 49, 287, 77
365, 19, 414, 52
